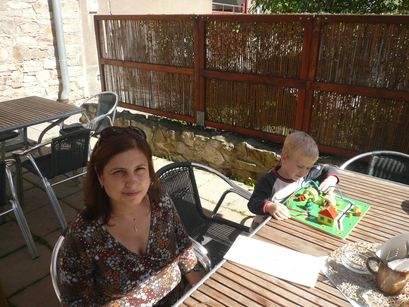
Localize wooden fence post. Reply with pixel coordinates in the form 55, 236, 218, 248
302, 16, 322, 132
194, 16, 206, 126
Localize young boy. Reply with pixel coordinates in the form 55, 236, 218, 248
248, 131, 339, 229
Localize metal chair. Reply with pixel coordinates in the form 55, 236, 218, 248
15, 128, 91, 230
50, 234, 211, 303
340, 150, 409, 185
0, 159, 39, 259
156, 162, 251, 266
60, 91, 118, 136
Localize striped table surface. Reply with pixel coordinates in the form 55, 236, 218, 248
178, 169, 409, 307
0, 96, 82, 132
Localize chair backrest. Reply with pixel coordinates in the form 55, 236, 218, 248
157, 161, 251, 230
340, 150, 409, 184
156, 162, 210, 237
50, 235, 65, 303
88, 91, 118, 134
51, 128, 90, 177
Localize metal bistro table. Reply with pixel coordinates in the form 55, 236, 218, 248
176, 169, 409, 307
0, 96, 84, 205
0, 96, 83, 145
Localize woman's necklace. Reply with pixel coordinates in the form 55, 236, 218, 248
110, 197, 151, 233
132, 197, 151, 233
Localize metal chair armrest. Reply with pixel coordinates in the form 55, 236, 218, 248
340, 150, 409, 169
50, 235, 65, 302
190, 236, 211, 272
13, 139, 52, 156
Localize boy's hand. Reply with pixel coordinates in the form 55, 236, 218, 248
265, 201, 290, 220
319, 175, 338, 193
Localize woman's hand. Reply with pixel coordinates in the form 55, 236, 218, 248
184, 266, 205, 286
265, 201, 290, 220
319, 175, 338, 193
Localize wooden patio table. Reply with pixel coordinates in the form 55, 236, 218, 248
0, 96, 83, 144
0, 96, 84, 205
176, 169, 409, 306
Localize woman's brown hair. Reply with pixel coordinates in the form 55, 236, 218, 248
82, 126, 162, 224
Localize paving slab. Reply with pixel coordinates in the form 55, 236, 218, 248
8, 276, 59, 307
0, 219, 28, 258
24, 199, 77, 237
62, 191, 85, 212
0, 244, 50, 297
19, 187, 50, 214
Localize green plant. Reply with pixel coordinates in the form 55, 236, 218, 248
163, 154, 175, 162
245, 176, 257, 187
250, 0, 408, 14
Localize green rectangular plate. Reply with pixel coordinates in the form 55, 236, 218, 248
285, 185, 370, 239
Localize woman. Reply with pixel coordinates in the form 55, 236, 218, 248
58, 126, 203, 306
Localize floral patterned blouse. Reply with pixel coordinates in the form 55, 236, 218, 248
58, 195, 198, 306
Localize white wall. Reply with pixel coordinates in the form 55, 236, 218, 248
96, 0, 211, 14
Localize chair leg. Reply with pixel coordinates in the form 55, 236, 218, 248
1, 142, 5, 159
11, 200, 39, 259
43, 180, 68, 230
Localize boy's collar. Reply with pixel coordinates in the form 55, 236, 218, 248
272, 165, 295, 183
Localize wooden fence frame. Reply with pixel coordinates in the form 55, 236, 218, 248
94, 14, 409, 157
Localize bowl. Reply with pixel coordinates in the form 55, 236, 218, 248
341, 243, 375, 275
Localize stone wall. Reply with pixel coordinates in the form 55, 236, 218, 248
0, 0, 86, 102
0, 1, 214, 104
113, 110, 281, 183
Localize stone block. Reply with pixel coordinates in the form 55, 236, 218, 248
20, 22, 40, 34
7, 2, 32, 9
23, 74, 36, 84
23, 60, 42, 73
180, 131, 195, 147
43, 58, 56, 69
16, 36, 37, 46
35, 70, 50, 83
0, 48, 9, 62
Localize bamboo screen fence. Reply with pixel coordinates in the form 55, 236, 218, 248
95, 14, 409, 156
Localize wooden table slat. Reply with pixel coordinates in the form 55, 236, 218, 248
180, 296, 200, 307
206, 277, 265, 307
189, 289, 226, 307
196, 284, 242, 306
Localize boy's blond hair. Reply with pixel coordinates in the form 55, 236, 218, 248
282, 131, 319, 161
